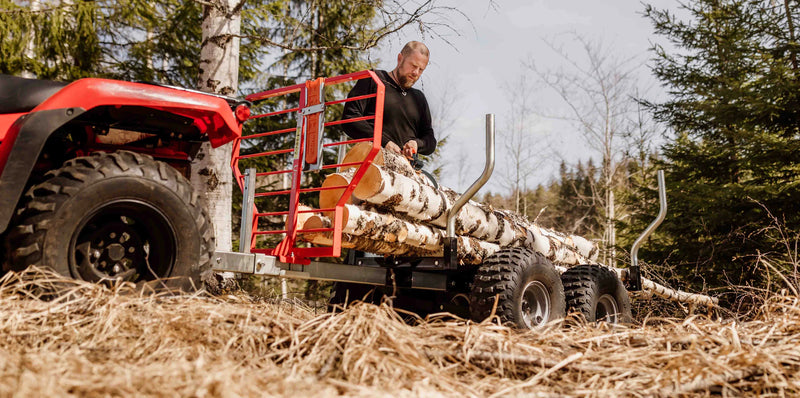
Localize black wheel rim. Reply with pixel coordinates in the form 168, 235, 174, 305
596, 293, 620, 323
69, 200, 177, 283
520, 280, 551, 329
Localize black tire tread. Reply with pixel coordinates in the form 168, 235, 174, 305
470, 247, 564, 327
562, 265, 632, 323
3, 151, 214, 290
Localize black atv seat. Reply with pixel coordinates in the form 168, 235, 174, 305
0, 74, 69, 114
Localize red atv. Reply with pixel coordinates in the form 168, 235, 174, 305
0, 75, 249, 290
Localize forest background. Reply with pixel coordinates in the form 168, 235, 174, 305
3, 0, 800, 307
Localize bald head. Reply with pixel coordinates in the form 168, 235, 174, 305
392, 41, 429, 89
400, 41, 430, 58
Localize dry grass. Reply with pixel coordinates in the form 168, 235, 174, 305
2, 268, 799, 397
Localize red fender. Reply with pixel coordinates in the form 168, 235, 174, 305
30, 78, 242, 148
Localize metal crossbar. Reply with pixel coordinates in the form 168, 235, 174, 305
231, 70, 385, 264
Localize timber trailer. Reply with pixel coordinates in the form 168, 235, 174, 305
212, 71, 667, 328
0, 71, 665, 329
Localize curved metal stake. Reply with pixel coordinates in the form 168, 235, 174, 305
629, 170, 667, 290
444, 114, 495, 269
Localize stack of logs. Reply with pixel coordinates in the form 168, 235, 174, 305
299, 142, 717, 308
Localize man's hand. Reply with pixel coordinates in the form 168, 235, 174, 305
385, 141, 402, 154
402, 140, 418, 158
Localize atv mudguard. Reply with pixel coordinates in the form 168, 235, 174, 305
0, 78, 244, 235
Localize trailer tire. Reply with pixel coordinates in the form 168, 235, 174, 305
3, 151, 214, 291
561, 265, 632, 324
470, 248, 565, 329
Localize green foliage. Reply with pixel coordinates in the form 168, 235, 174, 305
640, 0, 800, 290
0, 1, 31, 74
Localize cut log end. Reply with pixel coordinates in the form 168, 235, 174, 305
352, 163, 383, 199
339, 141, 384, 172
319, 172, 353, 212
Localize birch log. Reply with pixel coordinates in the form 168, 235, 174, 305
342, 163, 598, 263
338, 143, 601, 260
301, 212, 499, 264
319, 169, 357, 210
340, 142, 435, 188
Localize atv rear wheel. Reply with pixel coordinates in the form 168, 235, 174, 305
470, 248, 566, 329
561, 265, 632, 324
3, 151, 214, 291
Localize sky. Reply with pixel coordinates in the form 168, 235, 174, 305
367, 0, 680, 193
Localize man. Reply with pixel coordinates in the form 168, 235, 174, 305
341, 41, 436, 158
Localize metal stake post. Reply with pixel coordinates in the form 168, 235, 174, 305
629, 170, 667, 291
444, 114, 495, 269
239, 168, 256, 253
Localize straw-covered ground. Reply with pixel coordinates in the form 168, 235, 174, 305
1, 269, 798, 397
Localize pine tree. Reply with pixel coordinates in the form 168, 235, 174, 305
642, 0, 800, 289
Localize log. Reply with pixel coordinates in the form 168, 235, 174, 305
319, 169, 357, 211
640, 278, 719, 307
340, 141, 435, 187
304, 204, 407, 243
301, 231, 429, 256
300, 213, 498, 264
350, 163, 598, 264
354, 163, 529, 246
339, 144, 601, 261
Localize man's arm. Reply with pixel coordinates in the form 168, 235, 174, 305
415, 94, 437, 155
341, 78, 381, 141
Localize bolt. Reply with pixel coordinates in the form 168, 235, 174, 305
109, 232, 116, 239
66, 108, 73, 116
128, 247, 135, 253
113, 264, 122, 274
215, 257, 222, 264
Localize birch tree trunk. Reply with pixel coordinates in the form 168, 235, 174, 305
192, 0, 241, 252
21, 0, 40, 79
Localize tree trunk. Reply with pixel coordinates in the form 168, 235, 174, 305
193, 0, 241, 252
22, 0, 40, 78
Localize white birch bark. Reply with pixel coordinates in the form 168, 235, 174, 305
340, 142, 435, 188
301, 211, 499, 264
191, 0, 241, 252
349, 163, 597, 262
21, 0, 40, 79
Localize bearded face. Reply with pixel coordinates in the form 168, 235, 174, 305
395, 51, 429, 89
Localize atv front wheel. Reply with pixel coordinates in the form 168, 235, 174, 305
470, 248, 566, 329
4, 151, 214, 291
561, 265, 632, 324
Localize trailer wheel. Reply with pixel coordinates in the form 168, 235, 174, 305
561, 265, 632, 324
3, 151, 214, 291
470, 248, 565, 329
